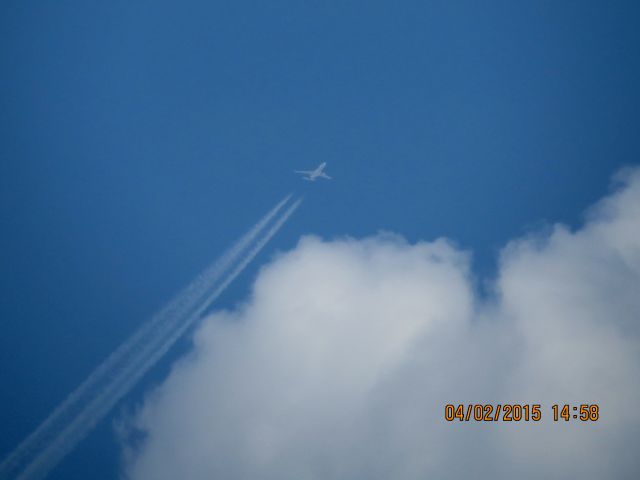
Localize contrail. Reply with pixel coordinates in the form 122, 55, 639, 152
0, 195, 301, 480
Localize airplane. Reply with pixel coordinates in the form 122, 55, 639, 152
294, 162, 332, 181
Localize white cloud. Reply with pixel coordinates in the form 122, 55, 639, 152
120, 168, 640, 480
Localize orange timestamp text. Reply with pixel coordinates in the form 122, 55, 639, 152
444, 404, 600, 422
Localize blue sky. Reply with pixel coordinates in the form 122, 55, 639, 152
1, 1, 640, 478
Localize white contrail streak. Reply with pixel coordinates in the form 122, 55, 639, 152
0, 195, 301, 480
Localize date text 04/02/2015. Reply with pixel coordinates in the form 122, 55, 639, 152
444, 404, 599, 422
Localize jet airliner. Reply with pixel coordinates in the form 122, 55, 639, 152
295, 162, 332, 181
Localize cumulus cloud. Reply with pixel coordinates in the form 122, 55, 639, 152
120, 168, 640, 480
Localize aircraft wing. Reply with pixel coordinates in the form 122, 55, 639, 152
319, 172, 332, 179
